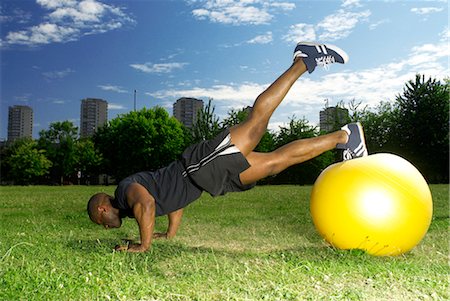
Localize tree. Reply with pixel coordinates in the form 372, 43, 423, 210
355, 102, 397, 153
275, 117, 317, 147
94, 107, 188, 180
392, 74, 449, 182
5, 138, 52, 185
75, 138, 103, 184
221, 107, 250, 128
352, 74, 448, 183
38, 121, 78, 184
222, 106, 275, 152
271, 116, 334, 185
192, 98, 221, 142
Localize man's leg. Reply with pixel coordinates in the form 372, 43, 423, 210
230, 42, 349, 156
239, 130, 348, 185
230, 59, 307, 156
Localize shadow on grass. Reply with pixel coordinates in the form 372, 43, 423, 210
147, 242, 378, 267
66, 237, 391, 279
68, 236, 323, 254
66, 238, 122, 254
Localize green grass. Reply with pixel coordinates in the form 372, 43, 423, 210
0, 185, 448, 300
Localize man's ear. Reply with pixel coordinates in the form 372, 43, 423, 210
97, 205, 108, 213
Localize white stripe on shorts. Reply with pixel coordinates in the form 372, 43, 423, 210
182, 133, 237, 177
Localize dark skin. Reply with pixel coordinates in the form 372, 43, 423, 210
90, 58, 349, 253
94, 184, 183, 252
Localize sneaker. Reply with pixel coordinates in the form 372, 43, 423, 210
337, 122, 368, 160
293, 42, 349, 73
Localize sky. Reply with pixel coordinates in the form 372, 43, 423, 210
1, 0, 448, 139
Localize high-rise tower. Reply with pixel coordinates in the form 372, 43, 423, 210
80, 98, 108, 138
7, 105, 33, 142
173, 97, 204, 128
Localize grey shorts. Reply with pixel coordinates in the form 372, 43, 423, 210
181, 129, 256, 196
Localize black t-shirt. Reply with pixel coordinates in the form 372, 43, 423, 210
113, 160, 203, 217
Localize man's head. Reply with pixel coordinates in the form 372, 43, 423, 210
87, 193, 122, 229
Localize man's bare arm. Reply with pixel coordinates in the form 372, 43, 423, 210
153, 208, 184, 239
167, 208, 183, 238
116, 183, 156, 252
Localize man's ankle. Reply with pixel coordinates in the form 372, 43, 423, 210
338, 130, 349, 145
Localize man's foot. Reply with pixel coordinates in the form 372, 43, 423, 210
293, 42, 349, 73
337, 122, 368, 160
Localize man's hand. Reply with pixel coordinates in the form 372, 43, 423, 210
115, 244, 148, 253
151, 209, 184, 240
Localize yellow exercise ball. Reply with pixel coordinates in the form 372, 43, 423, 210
310, 153, 433, 256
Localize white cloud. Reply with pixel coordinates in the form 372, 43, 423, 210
37, 0, 78, 9
283, 23, 316, 43
0, 7, 33, 24
283, 4, 370, 43
149, 82, 266, 109
220, 31, 273, 48
130, 62, 188, 74
7, 23, 79, 45
247, 31, 273, 44
318, 9, 371, 41
2, 0, 135, 47
408, 42, 449, 75
42, 68, 75, 80
369, 19, 390, 30
15, 93, 33, 102
440, 27, 449, 41
108, 103, 127, 110
98, 84, 128, 93
268, 2, 296, 11
192, 5, 272, 25
342, 0, 361, 8
282, 40, 449, 110
148, 39, 448, 128
191, 0, 295, 25
286, 38, 448, 123
411, 7, 444, 15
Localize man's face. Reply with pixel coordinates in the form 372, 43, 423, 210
94, 194, 122, 229
100, 209, 122, 229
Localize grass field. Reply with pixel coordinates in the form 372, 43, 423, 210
0, 185, 448, 300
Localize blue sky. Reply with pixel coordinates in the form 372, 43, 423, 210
1, 0, 448, 139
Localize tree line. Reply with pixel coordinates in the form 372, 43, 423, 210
1, 74, 448, 185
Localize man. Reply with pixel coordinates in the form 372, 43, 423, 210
87, 42, 368, 253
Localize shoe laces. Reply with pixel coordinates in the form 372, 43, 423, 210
343, 149, 353, 161
315, 55, 336, 71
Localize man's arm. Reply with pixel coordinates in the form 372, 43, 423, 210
116, 183, 156, 252
154, 208, 184, 239
167, 208, 183, 238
